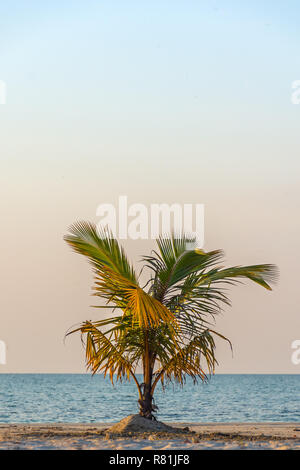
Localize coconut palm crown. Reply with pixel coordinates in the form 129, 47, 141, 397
64, 222, 278, 419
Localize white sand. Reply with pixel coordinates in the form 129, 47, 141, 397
0, 422, 299, 450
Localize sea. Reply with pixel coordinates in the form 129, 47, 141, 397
0, 374, 298, 423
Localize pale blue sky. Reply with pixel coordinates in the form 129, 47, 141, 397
0, 1, 299, 373
1, 1, 300, 189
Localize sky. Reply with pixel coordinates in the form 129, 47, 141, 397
0, 1, 299, 373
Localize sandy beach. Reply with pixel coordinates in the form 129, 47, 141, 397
0, 422, 299, 450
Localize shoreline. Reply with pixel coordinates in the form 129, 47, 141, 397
0, 422, 299, 450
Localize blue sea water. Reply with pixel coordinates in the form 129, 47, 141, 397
0, 374, 298, 423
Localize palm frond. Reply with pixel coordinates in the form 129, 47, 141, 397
151, 329, 226, 392
92, 265, 178, 329
198, 264, 279, 290
143, 233, 224, 302
64, 221, 137, 282
65, 223, 177, 329
67, 321, 141, 392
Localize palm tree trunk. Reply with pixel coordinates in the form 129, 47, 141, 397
139, 329, 155, 419
139, 382, 154, 419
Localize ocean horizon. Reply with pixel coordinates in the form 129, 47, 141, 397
0, 373, 299, 424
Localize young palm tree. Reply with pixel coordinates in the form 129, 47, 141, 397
64, 222, 277, 420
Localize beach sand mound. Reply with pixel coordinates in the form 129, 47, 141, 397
106, 414, 189, 437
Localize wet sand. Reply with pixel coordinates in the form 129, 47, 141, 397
0, 422, 299, 450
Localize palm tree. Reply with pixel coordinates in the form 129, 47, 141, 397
64, 222, 277, 420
